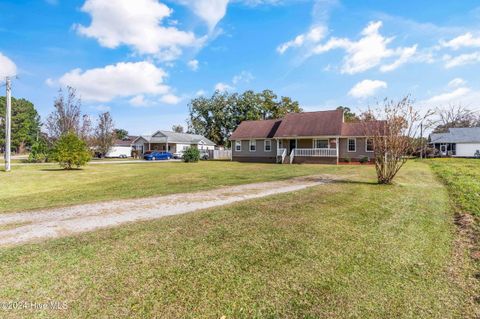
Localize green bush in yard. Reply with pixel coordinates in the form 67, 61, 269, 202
183, 147, 200, 163
27, 139, 50, 163
51, 132, 91, 169
359, 156, 369, 164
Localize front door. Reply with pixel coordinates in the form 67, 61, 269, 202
440, 144, 447, 156
289, 139, 296, 153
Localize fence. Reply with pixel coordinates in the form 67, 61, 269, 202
208, 149, 232, 160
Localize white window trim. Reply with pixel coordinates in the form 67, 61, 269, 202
365, 138, 374, 153
347, 138, 356, 152
235, 140, 241, 152
264, 139, 272, 152
249, 140, 256, 152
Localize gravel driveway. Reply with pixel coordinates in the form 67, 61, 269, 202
0, 176, 328, 246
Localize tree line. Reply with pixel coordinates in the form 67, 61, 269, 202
187, 89, 301, 146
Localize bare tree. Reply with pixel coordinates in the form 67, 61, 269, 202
46, 87, 82, 139
362, 96, 432, 184
172, 124, 184, 133
94, 112, 115, 157
80, 114, 93, 145
431, 104, 479, 133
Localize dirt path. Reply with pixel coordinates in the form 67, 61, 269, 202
0, 176, 328, 246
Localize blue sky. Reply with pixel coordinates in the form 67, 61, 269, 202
1, 0, 480, 135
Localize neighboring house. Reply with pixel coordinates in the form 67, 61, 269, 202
105, 135, 138, 158
229, 110, 382, 164
429, 127, 480, 157
132, 130, 216, 155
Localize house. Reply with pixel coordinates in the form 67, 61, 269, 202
132, 130, 216, 155
229, 109, 382, 164
105, 135, 138, 158
429, 127, 480, 157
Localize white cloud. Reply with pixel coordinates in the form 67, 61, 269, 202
348, 79, 387, 99
129, 95, 149, 107
215, 82, 234, 92
277, 25, 327, 54
440, 32, 480, 50
291, 21, 419, 74
424, 87, 471, 104
179, 0, 229, 31
160, 94, 181, 104
448, 78, 467, 88
58, 61, 172, 103
232, 70, 254, 85
443, 52, 480, 68
187, 59, 199, 71
379, 45, 417, 72
76, 0, 201, 61
0, 53, 17, 78
195, 89, 206, 96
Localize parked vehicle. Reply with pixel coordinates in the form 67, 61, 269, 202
143, 151, 173, 161
173, 152, 183, 159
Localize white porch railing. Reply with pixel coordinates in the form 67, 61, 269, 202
277, 148, 287, 163
294, 148, 337, 157
289, 149, 295, 164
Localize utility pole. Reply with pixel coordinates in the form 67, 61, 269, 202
420, 122, 423, 160
5, 76, 11, 172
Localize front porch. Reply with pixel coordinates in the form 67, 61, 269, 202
276, 138, 339, 164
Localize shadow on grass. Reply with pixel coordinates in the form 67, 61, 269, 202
40, 168, 84, 172
331, 179, 379, 186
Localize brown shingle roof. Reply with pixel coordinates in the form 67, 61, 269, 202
230, 119, 281, 139
341, 121, 387, 136
274, 110, 344, 137
229, 110, 386, 139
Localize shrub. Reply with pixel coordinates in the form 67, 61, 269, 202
343, 156, 351, 163
27, 140, 49, 163
359, 156, 369, 164
183, 147, 200, 163
51, 132, 91, 169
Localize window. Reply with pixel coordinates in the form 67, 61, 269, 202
314, 139, 329, 148
235, 140, 241, 152
264, 139, 272, 152
249, 140, 256, 152
366, 138, 374, 152
348, 138, 356, 152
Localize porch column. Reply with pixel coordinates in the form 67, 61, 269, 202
166, 138, 169, 152
335, 137, 339, 164
276, 139, 279, 153
148, 142, 151, 151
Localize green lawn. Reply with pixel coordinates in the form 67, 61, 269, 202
429, 158, 480, 217
0, 161, 362, 213
0, 161, 473, 318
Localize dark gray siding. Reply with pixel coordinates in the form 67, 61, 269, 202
339, 137, 373, 160
232, 139, 277, 162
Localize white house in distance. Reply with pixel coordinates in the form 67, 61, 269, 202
429, 127, 480, 157
132, 130, 216, 155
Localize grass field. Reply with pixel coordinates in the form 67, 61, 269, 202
0, 161, 363, 213
0, 161, 474, 318
429, 158, 480, 217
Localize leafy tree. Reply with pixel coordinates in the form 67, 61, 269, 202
114, 128, 129, 140
94, 112, 115, 157
0, 96, 41, 153
337, 106, 358, 122
172, 125, 184, 133
188, 90, 301, 146
183, 147, 200, 163
51, 132, 91, 169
